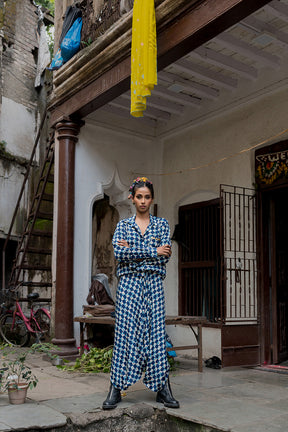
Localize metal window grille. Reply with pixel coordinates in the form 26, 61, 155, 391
179, 200, 221, 322
220, 185, 257, 324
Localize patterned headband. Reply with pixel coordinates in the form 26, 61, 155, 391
128, 177, 153, 198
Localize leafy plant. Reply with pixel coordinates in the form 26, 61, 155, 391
168, 356, 179, 371
81, 37, 93, 47
57, 345, 179, 374
0, 342, 59, 392
0, 345, 38, 391
0, 140, 7, 153
58, 346, 113, 373
35, 0, 55, 16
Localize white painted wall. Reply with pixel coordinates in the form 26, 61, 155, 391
0, 97, 36, 238
0, 159, 29, 239
0, 97, 36, 159
73, 120, 162, 336
72, 86, 288, 360
158, 86, 288, 359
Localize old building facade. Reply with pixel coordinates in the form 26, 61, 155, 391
50, 0, 288, 367
0, 0, 52, 294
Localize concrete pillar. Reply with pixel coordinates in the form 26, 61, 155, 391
52, 120, 83, 358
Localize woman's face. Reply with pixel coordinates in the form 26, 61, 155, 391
132, 186, 153, 214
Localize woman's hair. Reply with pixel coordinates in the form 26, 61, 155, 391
129, 177, 154, 199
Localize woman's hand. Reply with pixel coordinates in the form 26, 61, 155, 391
118, 239, 129, 248
157, 244, 172, 257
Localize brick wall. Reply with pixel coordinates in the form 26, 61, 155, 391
1, 0, 39, 110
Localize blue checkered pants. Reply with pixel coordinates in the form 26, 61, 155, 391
110, 272, 170, 392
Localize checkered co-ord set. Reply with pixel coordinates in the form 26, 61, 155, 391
110, 215, 171, 392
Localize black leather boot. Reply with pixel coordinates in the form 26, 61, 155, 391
156, 377, 179, 408
102, 383, 121, 410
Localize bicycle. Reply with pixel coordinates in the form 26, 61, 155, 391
0, 291, 51, 347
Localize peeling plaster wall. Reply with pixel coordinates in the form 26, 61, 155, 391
71, 121, 162, 335
0, 157, 28, 238
0, 97, 36, 159
0, 0, 40, 238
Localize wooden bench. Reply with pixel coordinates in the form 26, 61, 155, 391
74, 315, 207, 372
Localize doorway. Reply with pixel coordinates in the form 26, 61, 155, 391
261, 187, 288, 364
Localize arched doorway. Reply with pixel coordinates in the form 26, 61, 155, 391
91, 194, 119, 300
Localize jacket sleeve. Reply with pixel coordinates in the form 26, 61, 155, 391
158, 218, 171, 265
112, 221, 158, 262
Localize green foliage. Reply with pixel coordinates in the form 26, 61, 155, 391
30, 342, 59, 361
57, 346, 179, 374
0, 342, 59, 392
0, 344, 38, 391
81, 37, 93, 48
35, 0, 55, 16
168, 356, 179, 371
35, 0, 55, 55
58, 346, 113, 373
0, 140, 7, 153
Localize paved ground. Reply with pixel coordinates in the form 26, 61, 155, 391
1, 352, 288, 431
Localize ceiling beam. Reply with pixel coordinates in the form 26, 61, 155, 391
100, 105, 157, 129
190, 46, 258, 79
173, 59, 238, 89
148, 96, 184, 115
265, 1, 288, 24
214, 32, 281, 67
159, 71, 219, 100
50, 0, 273, 125
244, 15, 288, 48
116, 96, 171, 120
153, 87, 201, 107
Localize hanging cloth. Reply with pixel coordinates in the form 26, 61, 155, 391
58, 6, 82, 46
130, 0, 157, 117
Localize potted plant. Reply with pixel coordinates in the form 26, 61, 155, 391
0, 346, 38, 404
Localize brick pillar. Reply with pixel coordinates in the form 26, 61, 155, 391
52, 120, 83, 357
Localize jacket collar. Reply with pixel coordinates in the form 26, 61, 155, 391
126, 214, 156, 226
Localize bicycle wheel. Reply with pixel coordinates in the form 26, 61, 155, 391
0, 313, 30, 347
34, 309, 50, 341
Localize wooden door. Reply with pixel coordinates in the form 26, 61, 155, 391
271, 190, 288, 363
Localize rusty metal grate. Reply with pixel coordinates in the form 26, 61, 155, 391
220, 185, 257, 324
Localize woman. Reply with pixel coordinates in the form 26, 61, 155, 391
103, 177, 179, 410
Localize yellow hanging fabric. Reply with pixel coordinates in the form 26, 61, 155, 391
130, 0, 157, 117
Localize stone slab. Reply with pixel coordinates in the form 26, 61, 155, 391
0, 403, 66, 431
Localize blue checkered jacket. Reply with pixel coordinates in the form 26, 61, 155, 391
112, 215, 171, 278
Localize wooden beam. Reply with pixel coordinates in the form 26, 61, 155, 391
173, 59, 238, 89
191, 47, 258, 80
158, 71, 219, 100
50, 0, 272, 125
156, 0, 273, 69
214, 32, 280, 67
244, 15, 288, 48
266, 1, 288, 24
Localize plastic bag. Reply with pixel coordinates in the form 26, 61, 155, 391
166, 334, 177, 357
47, 48, 64, 71
60, 17, 82, 63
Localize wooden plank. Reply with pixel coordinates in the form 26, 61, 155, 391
167, 345, 198, 351
74, 314, 206, 371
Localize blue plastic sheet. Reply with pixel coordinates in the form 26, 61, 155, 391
60, 17, 82, 63
47, 48, 63, 71
47, 16, 82, 71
